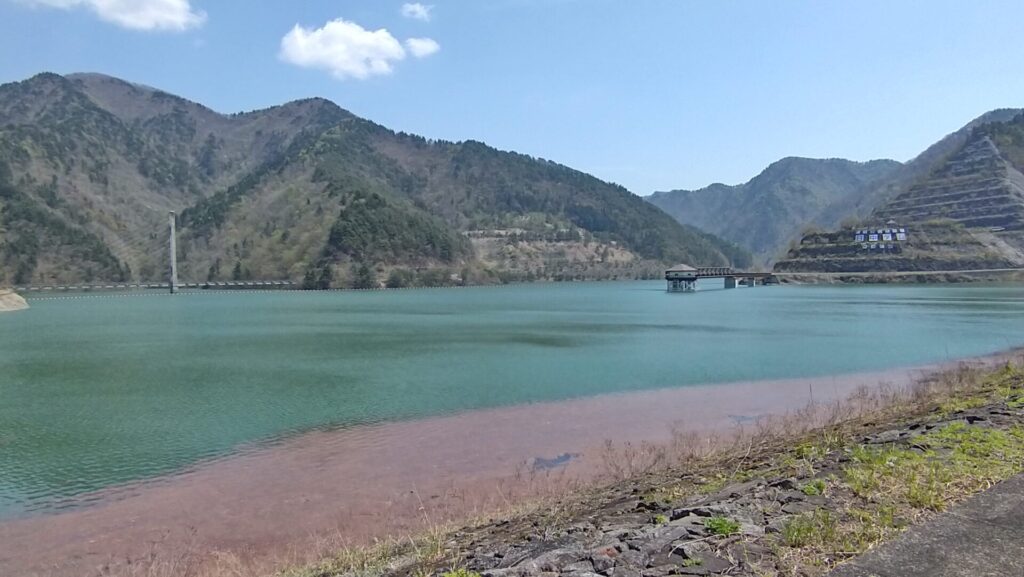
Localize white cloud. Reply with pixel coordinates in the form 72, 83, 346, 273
22, 0, 206, 31
280, 18, 439, 80
400, 2, 432, 22
405, 37, 440, 58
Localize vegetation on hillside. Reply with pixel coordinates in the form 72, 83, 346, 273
420, 140, 752, 268
819, 107, 1024, 228
649, 158, 901, 265
979, 111, 1024, 170
0, 160, 128, 285
324, 190, 471, 264
773, 221, 1019, 273
0, 72, 750, 286
772, 111, 1024, 275
651, 109, 1024, 268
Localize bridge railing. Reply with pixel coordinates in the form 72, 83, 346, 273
695, 267, 734, 277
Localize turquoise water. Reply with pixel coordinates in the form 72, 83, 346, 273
2, 281, 1024, 519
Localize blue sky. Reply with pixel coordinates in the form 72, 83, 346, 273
1, 1, 1022, 194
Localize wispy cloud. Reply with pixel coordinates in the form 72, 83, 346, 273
405, 37, 439, 58
21, 0, 206, 31
400, 2, 432, 22
280, 18, 439, 80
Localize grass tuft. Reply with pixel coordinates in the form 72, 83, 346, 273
782, 509, 837, 548
801, 479, 827, 496
704, 516, 741, 536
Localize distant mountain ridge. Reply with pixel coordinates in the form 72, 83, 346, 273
648, 157, 901, 264
816, 108, 1024, 227
648, 109, 1024, 266
0, 72, 749, 287
775, 112, 1024, 273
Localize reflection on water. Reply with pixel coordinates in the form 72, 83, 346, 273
2, 281, 1024, 518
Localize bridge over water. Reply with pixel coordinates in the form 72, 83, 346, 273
665, 264, 776, 292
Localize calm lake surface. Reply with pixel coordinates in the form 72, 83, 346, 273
3, 281, 1024, 520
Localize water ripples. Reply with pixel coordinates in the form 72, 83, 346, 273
3, 282, 1024, 519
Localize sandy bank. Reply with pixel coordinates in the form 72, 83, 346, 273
0, 289, 28, 312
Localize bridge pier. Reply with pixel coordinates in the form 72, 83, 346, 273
724, 277, 737, 289
668, 278, 696, 293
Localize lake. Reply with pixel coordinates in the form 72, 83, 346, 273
3, 281, 1024, 521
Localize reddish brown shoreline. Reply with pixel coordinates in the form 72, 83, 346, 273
1, 353, 1018, 577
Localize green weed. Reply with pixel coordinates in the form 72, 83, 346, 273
782, 509, 837, 548
704, 516, 741, 536
801, 479, 827, 496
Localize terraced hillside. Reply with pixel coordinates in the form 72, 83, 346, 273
875, 135, 1024, 230
648, 158, 901, 265
651, 109, 1024, 268
773, 222, 1021, 274
775, 114, 1024, 275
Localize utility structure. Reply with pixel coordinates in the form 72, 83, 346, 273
168, 211, 178, 294
665, 264, 775, 292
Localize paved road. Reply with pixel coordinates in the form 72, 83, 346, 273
829, 474, 1024, 577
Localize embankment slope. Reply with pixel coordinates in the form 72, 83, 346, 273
0, 289, 27, 312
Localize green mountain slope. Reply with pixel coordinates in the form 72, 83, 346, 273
0, 72, 749, 287
817, 108, 1024, 226
775, 113, 1024, 274
648, 158, 901, 264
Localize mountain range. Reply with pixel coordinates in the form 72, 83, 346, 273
647, 109, 1024, 266
0, 72, 749, 288
4, 71, 1021, 287
775, 111, 1024, 273
647, 158, 901, 265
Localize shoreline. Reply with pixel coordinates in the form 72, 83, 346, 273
2, 348, 1022, 577
391, 355, 1024, 577
777, 268, 1024, 284
15, 268, 1024, 299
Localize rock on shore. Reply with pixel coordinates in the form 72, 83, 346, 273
0, 289, 28, 312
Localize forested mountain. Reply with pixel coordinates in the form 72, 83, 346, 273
648, 158, 901, 264
775, 112, 1024, 273
816, 108, 1024, 227
0, 72, 748, 287
649, 109, 1024, 267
